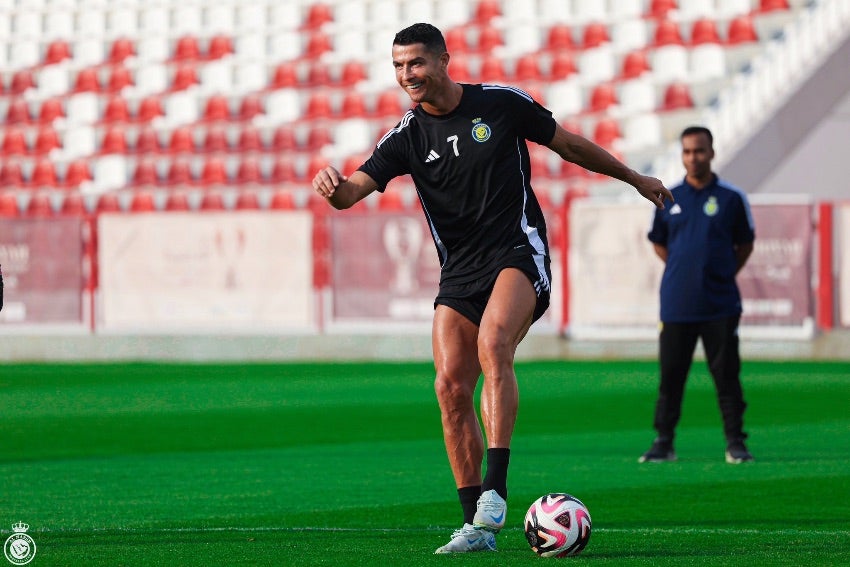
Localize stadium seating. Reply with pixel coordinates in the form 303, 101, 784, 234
0, 0, 804, 206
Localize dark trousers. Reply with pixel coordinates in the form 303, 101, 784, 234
653, 315, 748, 445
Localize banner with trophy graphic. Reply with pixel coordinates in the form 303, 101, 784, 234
329, 212, 441, 327
98, 212, 314, 331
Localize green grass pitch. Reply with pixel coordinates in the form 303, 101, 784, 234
1, 360, 848, 566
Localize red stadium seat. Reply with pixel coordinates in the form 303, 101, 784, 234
199, 158, 228, 186
173, 35, 202, 61
96, 193, 122, 213
107, 66, 134, 93
303, 32, 332, 59
135, 127, 162, 154
166, 126, 195, 154
691, 18, 721, 45
473, 0, 501, 24
203, 95, 231, 122
137, 95, 165, 122
307, 63, 332, 87
235, 191, 261, 209
237, 127, 263, 152
73, 68, 101, 93
171, 65, 200, 91
34, 126, 62, 155
103, 96, 131, 123
236, 158, 263, 184
653, 19, 684, 46
342, 154, 366, 176
0, 192, 19, 216
100, 126, 129, 154
59, 193, 87, 215
727, 15, 758, 44
270, 157, 298, 184
340, 61, 367, 85
477, 27, 503, 52
131, 158, 159, 186
374, 91, 403, 117
445, 28, 471, 54
377, 191, 408, 211
45, 39, 72, 64
271, 126, 297, 152
270, 62, 299, 88
199, 191, 225, 210
108, 38, 136, 64
549, 52, 578, 80
38, 99, 65, 124
26, 193, 54, 216
11, 70, 37, 95
592, 118, 622, 147
339, 91, 368, 118
582, 22, 610, 49
479, 55, 507, 82
269, 189, 296, 209
30, 159, 58, 187
545, 24, 575, 51
620, 50, 651, 79
64, 160, 93, 188
166, 159, 193, 185
237, 94, 263, 121
305, 126, 332, 150
304, 92, 333, 119
648, 0, 677, 19
0, 162, 24, 187
303, 3, 333, 29
449, 55, 472, 82
207, 35, 234, 59
1, 128, 27, 156
5, 99, 31, 124
759, 0, 789, 11
588, 83, 618, 113
202, 127, 229, 153
662, 82, 694, 110
165, 192, 191, 211
129, 191, 156, 212
514, 55, 541, 82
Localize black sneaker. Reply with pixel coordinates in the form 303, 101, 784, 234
638, 441, 677, 463
725, 441, 754, 464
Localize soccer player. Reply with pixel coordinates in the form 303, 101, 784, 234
312, 23, 673, 553
639, 126, 755, 465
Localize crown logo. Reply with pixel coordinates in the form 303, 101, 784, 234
12, 522, 28, 533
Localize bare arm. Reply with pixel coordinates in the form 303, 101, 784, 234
735, 242, 754, 274
652, 243, 668, 263
312, 167, 380, 210
548, 124, 673, 209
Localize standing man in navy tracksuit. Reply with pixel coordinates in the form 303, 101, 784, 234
640, 126, 756, 465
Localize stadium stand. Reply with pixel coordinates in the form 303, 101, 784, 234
0, 0, 830, 214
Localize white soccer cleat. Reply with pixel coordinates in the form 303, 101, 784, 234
434, 523, 497, 554
473, 489, 507, 533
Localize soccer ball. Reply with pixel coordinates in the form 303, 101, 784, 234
524, 493, 592, 557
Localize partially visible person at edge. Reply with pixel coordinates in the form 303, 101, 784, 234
312, 23, 673, 554
639, 125, 755, 466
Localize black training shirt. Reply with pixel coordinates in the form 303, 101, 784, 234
359, 83, 557, 285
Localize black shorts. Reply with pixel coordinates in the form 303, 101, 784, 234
434, 254, 551, 327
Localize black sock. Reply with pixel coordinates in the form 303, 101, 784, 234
458, 486, 481, 525
481, 448, 510, 500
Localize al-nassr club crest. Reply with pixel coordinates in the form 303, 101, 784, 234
4, 522, 36, 565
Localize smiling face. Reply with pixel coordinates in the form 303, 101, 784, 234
392, 42, 452, 113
